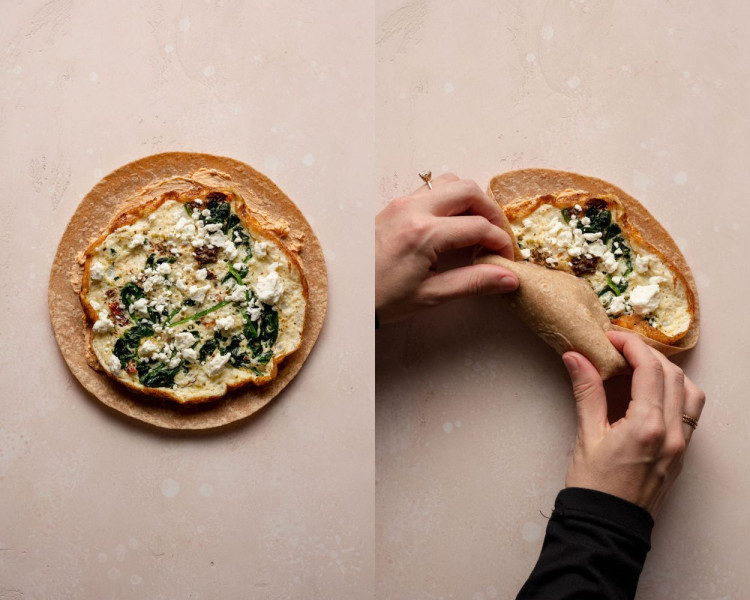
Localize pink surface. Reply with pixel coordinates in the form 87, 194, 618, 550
1, 1, 373, 597
376, 1, 750, 599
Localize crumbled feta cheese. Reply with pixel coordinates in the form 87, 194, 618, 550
635, 254, 650, 273
131, 298, 149, 315
614, 248, 623, 255
602, 251, 618, 273
607, 295, 626, 316
205, 353, 231, 377
557, 230, 573, 246
139, 340, 159, 357
188, 284, 210, 304
224, 241, 238, 260
108, 355, 122, 374
168, 356, 181, 369
92, 316, 114, 333
205, 223, 223, 232
629, 284, 660, 315
90, 261, 106, 281
583, 232, 603, 242
154, 303, 165, 314
247, 305, 262, 321
195, 268, 207, 280
522, 218, 533, 229
233, 262, 244, 271
254, 271, 284, 304
175, 278, 188, 292
587, 241, 607, 257
216, 316, 236, 331
567, 245, 583, 258
181, 348, 198, 362
581, 216, 591, 226
90, 300, 101, 311
612, 275, 623, 285
649, 276, 667, 285
173, 332, 195, 350
545, 256, 557, 266
574, 204, 582, 211
520, 248, 531, 259
156, 262, 171, 275
195, 198, 202, 205
548, 219, 564, 236
201, 209, 211, 217
229, 284, 248, 302
253, 240, 268, 258
128, 233, 146, 249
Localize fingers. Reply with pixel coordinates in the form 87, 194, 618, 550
421, 178, 508, 230
648, 348, 687, 460
431, 215, 516, 256
562, 352, 608, 442
415, 263, 519, 304
607, 331, 665, 416
682, 376, 706, 443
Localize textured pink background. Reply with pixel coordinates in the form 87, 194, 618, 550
376, 1, 750, 599
1, 1, 373, 598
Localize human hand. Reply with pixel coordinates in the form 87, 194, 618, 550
563, 331, 705, 517
375, 173, 519, 324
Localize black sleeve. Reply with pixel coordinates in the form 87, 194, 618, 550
516, 487, 654, 600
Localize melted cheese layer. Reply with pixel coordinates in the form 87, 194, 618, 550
84, 198, 306, 401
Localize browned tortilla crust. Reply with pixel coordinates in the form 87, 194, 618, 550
486, 169, 699, 357
49, 152, 327, 430
79, 185, 309, 404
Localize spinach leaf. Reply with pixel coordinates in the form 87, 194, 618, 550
146, 253, 156, 269
156, 256, 176, 265
198, 338, 218, 362
120, 282, 145, 311
184, 202, 193, 217
223, 213, 240, 234
561, 208, 571, 224
255, 349, 273, 365
137, 360, 183, 388
259, 307, 279, 345
113, 323, 154, 364
583, 208, 611, 235
205, 200, 231, 227
169, 300, 231, 327
604, 223, 621, 242
225, 335, 250, 368
605, 274, 627, 296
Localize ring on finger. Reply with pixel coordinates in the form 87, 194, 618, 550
419, 170, 433, 190
682, 414, 699, 430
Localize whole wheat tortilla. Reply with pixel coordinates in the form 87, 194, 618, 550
477, 169, 699, 377
49, 152, 327, 430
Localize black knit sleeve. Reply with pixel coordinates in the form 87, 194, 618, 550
516, 487, 654, 600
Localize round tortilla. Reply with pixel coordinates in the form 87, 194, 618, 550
485, 168, 699, 357
49, 152, 327, 430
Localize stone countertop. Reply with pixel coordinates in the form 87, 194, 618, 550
1, 1, 373, 597
376, 2, 750, 599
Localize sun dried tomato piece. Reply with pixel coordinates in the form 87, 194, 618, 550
571, 255, 599, 276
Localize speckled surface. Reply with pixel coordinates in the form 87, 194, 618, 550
376, 2, 750, 599
1, 1, 373, 597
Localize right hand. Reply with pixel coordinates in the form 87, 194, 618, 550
563, 331, 706, 517
375, 173, 518, 324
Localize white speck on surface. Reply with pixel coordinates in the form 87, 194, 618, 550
691, 84, 702, 96
596, 118, 610, 130
567, 76, 580, 89
640, 141, 647, 149
128, 538, 139, 549
486, 586, 499, 599
12, 64, 22, 75
526, 52, 536, 63
621, 64, 631, 74
732, 222, 740, 230
713, 224, 720, 233
203, 65, 215, 77
302, 153, 315, 167
199, 483, 213, 497
115, 544, 126, 562
160, 478, 180, 498
674, 171, 688, 185
683, 71, 691, 79
131, 575, 142, 585
541, 25, 554, 40
633, 171, 650, 190
668, 27, 676, 35
522, 521, 542, 542
442, 422, 453, 434
455, 421, 462, 428
444, 82, 455, 93
165, 44, 175, 53
86, 147, 93, 154
178, 18, 191, 32
89, 71, 98, 82
264, 154, 279, 172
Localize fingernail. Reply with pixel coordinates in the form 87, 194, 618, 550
497, 275, 518, 292
562, 354, 579, 373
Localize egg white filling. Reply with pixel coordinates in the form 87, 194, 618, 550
85, 197, 305, 397
511, 203, 690, 338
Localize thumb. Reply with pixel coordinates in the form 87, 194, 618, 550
563, 352, 608, 441
416, 264, 519, 305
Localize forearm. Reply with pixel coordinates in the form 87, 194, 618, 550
516, 487, 654, 600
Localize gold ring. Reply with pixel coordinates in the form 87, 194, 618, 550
682, 414, 698, 430
419, 170, 433, 190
